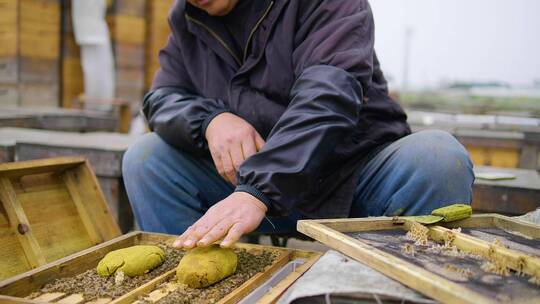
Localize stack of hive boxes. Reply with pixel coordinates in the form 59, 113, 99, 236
60, 0, 83, 108
107, 0, 146, 110
0, 0, 60, 107
19, 0, 61, 107
145, 0, 173, 89
0, 0, 174, 110
0, 0, 19, 106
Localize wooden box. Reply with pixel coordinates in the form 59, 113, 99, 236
60, 1, 82, 109
1, 0, 61, 107
0, 157, 121, 280
0, 84, 19, 106
145, 0, 173, 89
0, 157, 322, 303
0, 57, 19, 84
0, 0, 18, 59
298, 214, 540, 304
18, 82, 59, 107
19, 0, 60, 60
0, 232, 321, 304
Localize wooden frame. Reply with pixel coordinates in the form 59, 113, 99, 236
0, 157, 121, 280
0, 232, 321, 304
298, 214, 540, 304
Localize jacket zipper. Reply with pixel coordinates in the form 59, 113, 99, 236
185, 1, 274, 66
242, 1, 274, 63
185, 14, 242, 66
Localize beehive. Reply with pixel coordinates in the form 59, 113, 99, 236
0, 157, 121, 280
0, 0, 61, 108
60, 0, 83, 109
0, 157, 322, 303
0, 0, 20, 106
145, 0, 174, 89
107, 0, 146, 111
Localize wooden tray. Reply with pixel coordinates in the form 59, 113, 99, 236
298, 214, 540, 304
0, 157, 121, 280
0, 231, 321, 304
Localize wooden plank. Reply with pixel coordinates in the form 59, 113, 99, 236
145, 282, 179, 303
55, 293, 84, 304
97, 177, 133, 233
492, 214, 540, 239
112, 269, 176, 304
12, 172, 94, 263
473, 166, 540, 215
0, 295, 43, 304
219, 250, 291, 304
0, 142, 16, 163
442, 214, 540, 239
0, 177, 47, 268
302, 217, 400, 233
62, 171, 102, 245
0, 232, 139, 297
73, 161, 121, 239
85, 298, 112, 304
297, 221, 491, 304
257, 251, 323, 304
32, 292, 65, 302
519, 144, 539, 169
0, 108, 118, 132
0, 157, 85, 178
15, 143, 126, 178
428, 225, 540, 277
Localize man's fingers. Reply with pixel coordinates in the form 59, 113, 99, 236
230, 144, 244, 172
223, 152, 237, 185
254, 134, 265, 152
197, 219, 232, 247
209, 148, 225, 179
173, 226, 196, 248
174, 213, 220, 248
241, 138, 258, 160
175, 227, 202, 249
220, 223, 245, 248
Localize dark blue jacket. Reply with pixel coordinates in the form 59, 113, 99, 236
143, 0, 411, 218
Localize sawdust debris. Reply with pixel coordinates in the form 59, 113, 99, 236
481, 260, 510, 277
444, 264, 474, 279
406, 222, 429, 246
401, 243, 415, 256
528, 275, 540, 285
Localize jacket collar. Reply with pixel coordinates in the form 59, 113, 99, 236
183, 0, 287, 69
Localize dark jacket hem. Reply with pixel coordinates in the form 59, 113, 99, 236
234, 184, 273, 211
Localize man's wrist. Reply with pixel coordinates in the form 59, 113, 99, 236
202, 110, 230, 141
233, 191, 268, 213
234, 184, 271, 212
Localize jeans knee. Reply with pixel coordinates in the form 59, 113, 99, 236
122, 133, 165, 181
410, 130, 474, 189
428, 130, 470, 169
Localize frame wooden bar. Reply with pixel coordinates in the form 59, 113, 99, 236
298, 214, 540, 304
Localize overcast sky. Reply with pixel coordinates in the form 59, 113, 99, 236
370, 0, 540, 89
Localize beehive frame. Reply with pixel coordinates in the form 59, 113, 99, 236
0, 157, 121, 280
298, 214, 540, 304
0, 232, 321, 304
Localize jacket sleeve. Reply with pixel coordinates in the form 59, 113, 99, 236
145, 29, 229, 153
235, 0, 374, 215
143, 87, 229, 153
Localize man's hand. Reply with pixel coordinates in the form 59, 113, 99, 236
173, 192, 267, 248
205, 112, 265, 185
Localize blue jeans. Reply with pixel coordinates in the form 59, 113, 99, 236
122, 130, 474, 235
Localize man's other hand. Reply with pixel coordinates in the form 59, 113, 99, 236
205, 112, 265, 185
173, 192, 267, 248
